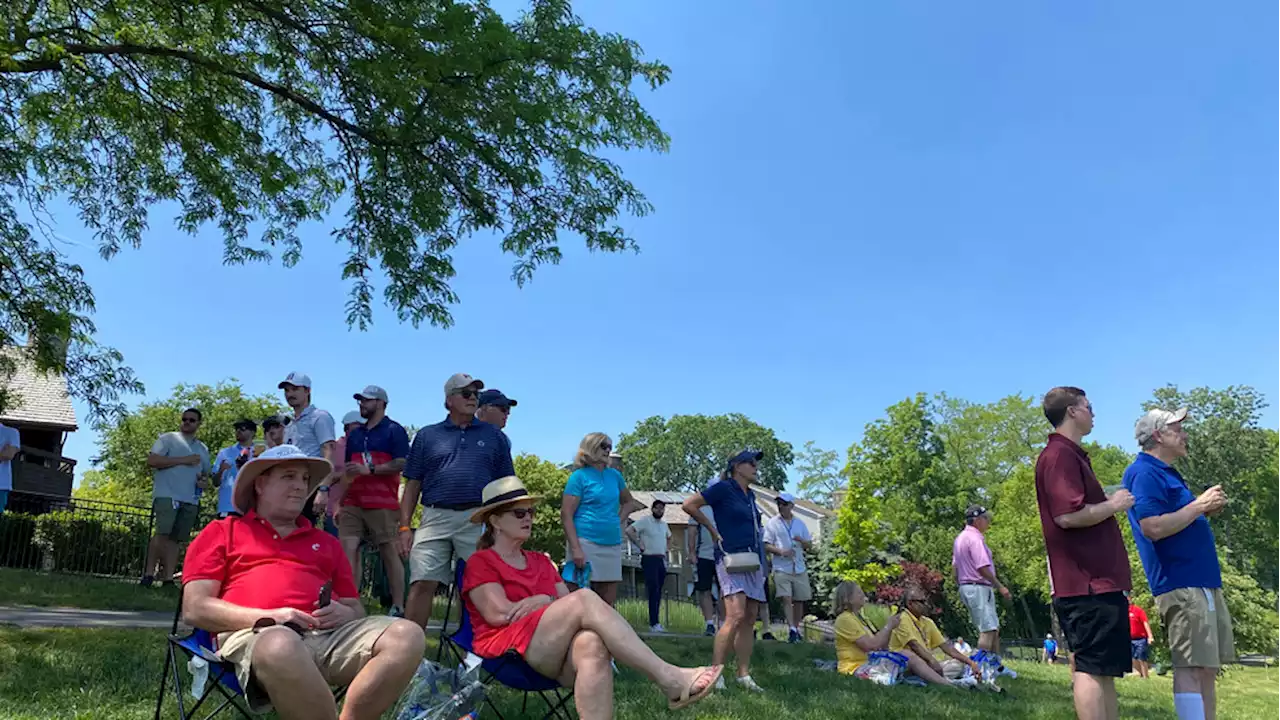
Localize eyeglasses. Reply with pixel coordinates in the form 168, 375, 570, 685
508, 508, 535, 520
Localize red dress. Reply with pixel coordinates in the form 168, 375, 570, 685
462, 548, 562, 659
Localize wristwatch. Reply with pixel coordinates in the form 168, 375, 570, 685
316, 485, 330, 493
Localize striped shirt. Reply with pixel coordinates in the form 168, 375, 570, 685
404, 417, 515, 508
284, 404, 336, 458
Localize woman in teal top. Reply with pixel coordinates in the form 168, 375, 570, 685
561, 432, 642, 605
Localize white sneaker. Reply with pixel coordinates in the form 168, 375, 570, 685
650, 624, 666, 633
736, 675, 765, 693
715, 676, 726, 690
999, 666, 1018, 679
951, 675, 979, 689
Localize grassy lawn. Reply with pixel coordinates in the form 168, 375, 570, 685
0, 625, 1275, 720
0, 567, 180, 613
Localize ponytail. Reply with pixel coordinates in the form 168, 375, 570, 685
477, 522, 496, 551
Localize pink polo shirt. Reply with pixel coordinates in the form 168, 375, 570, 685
952, 525, 994, 586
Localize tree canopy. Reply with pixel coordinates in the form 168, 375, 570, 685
2, 0, 669, 421
77, 381, 285, 508
617, 413, 794, 492
794, 440, 842, 507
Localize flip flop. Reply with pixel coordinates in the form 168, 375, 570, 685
668, 665, 724, 710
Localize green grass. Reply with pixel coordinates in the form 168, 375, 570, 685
0, 625, 1274, 720
0, 567, 180, 613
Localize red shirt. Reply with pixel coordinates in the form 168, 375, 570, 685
462, 549, 560, 649
343, 416, 410, 510
1034, 434, 1131, 598
183, 510, 358, 612
1129, 604, 1150, 640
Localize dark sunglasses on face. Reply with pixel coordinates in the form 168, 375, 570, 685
508, 508, 535, 520
454, 389, 478, 400
182, 417, 199, 424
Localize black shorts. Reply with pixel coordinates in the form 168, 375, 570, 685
1054, 591, 1131, 677
694, 558, 717, 592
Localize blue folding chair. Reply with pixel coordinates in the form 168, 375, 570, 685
437, 559, 575, 719
154, 587, 348, 719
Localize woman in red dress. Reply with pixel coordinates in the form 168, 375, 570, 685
462, 476, 722, 719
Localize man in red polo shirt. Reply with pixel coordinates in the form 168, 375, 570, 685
1035, 386, 1134, 720
182, 445, 425, 719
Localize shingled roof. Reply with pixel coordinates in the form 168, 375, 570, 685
0, 349, 78, 431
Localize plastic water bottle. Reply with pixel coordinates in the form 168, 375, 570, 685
187, 656, 209, 699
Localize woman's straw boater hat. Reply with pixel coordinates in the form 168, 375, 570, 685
470, 476, 542, 524
233, 444, 332, 514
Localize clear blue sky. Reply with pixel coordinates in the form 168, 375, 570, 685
45, 1, 1277, 491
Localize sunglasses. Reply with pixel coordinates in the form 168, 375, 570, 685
454, 389, 478, 400
508, 507, 536, 520
252, 617, 307, 635
181, 417, 200, 424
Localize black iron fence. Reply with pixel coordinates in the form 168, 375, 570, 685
0, 490, 206, 579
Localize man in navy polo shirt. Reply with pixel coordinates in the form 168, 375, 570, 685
475, 389, 517, 430
1124, 408, 1233, 720
398, 373, 515, 629
318, 385, 410, 617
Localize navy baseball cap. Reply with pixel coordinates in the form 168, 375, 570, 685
478, 389, 518, 408
726, 449, 763, 472
233, 418, 258, 432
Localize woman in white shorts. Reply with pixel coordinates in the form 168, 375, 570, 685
561, 432, 642, 605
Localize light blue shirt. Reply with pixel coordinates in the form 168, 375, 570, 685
284, 405, 336, 458
150, 432, 211, 505
565, 466, 626, 546
212, 443, 255, 515
0, 423, 19, 492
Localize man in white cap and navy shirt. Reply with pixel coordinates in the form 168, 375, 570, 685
398, 373, 515, 629
181, 444, 425, 719
279, 371, 337, 524
762, 491, 813, 643
1123, 408, 1233, 720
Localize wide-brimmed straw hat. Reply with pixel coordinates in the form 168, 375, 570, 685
469, 476, 541, 524
233, 444, 332, 514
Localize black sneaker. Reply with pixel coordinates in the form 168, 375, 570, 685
140, 575, 154, 588
788, 628, 801, 643
761, 631, 776, 641
704, 624, 716, 637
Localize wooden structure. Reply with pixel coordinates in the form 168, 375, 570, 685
0, 350, 79, 497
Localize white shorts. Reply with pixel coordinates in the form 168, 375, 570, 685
959, 583, 999, 633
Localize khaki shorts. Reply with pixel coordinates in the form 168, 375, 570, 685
409, 508, 481, 584
153, 498, 199, 542
1156, 587, 1235, 669
772, 571, 813, 602
338, 506, 398, 545
217, 616, 398, 712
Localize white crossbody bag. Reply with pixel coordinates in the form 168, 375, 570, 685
719, 489, 762, 573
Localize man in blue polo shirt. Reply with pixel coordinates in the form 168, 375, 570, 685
398, 373, 514, 629
1124, 408, 1233, 720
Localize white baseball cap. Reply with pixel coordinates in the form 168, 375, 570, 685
278, 371, 312, 389
444, 373, 484, 396
1135, 408, 1189, 446
341, 410, 363, 426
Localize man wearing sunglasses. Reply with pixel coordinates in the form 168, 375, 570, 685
475, 388, 517, 431
399, 373, 515, 629
142, 408, 212, 587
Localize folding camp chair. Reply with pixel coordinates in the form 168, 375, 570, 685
437, 559, 575, 720
153, 588, 348, 719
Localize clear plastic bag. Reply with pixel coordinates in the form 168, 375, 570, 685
853, 651, 909, 686
392, 659, 486, 720
969, 650, 1002, 689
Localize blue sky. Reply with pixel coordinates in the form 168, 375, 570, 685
43, 0, 1278, 492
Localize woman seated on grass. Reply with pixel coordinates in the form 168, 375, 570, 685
832, 581, 959, 688
462, 476, 723, 720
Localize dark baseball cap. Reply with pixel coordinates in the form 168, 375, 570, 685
726, 449, 763, 472
965, 504, 990, 521
262, 415, 288, 431
233, 418, 258, 432
478, 389, 517, 408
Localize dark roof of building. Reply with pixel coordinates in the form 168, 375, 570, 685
0, 349, 78, 431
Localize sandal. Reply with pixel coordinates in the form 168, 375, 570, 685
667, 665, 724, 710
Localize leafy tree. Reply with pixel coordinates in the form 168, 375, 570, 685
2, 0, 669, 414
934, 392, 1045, 502
1145, 385, 1278, 590
794, 440, 842, 507
78, 381, 285, 509
513, 452, 569, 559
617, 413, 794, 492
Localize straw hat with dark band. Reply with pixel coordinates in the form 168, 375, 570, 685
470, 476, 541, 524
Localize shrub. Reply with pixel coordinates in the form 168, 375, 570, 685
33, 511, 151, 577
0, 512, 40, 569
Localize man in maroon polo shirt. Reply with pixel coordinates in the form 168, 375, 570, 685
182, 445, 425, 720
1035, 387, 1134, 720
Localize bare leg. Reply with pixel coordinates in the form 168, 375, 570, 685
978, 630, 998, 653
698, 591, 715, 624
591, 581, 619, 607
144, 535, 165, 578
902, 649, 955, 688
1072, 672, 1117, 720
1198, 667, 1217, 720
251, 628, 340, 720
555, 630, 614, 720
523, 590, 717, 703
161, 538, 180, 582
405, 580, 438, 629
338, 620, 426, 720
734, 599, 759, 677
341, 536, 362, 579
780, 595, 795, 629
714, 594, 748, 669
379, 543, 406, 610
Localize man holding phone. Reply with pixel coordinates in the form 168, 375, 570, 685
182, 445, 424, 719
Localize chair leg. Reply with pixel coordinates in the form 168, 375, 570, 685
168, 644, 189, 719
154, 642, 174, 720
435, 588, 456, 663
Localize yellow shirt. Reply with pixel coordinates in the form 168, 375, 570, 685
889, 611, 945, 653
835, 611, 875, 674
